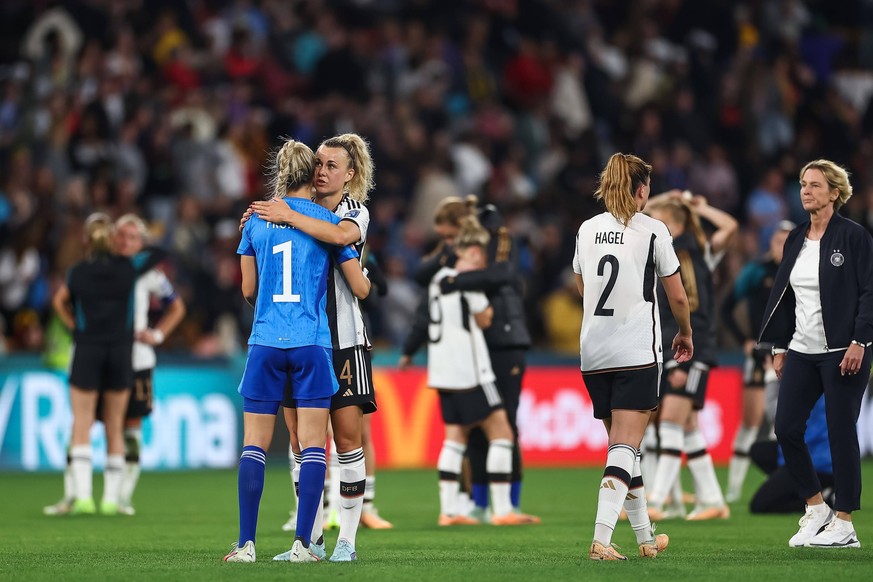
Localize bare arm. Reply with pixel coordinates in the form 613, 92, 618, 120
575, 273, 584, 297
251, 199, 361, 246
138, 296, 186, 345
240, 255, 257, 307
691, 195, 738, 255
52, 284, 74, 330
339, 257, 371, 300
474, 305, 493, 329
660, 272, 694, 362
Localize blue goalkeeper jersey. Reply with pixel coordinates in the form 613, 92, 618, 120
237, 198, 358, 349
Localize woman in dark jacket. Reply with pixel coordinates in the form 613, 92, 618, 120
759, 159, 873, 549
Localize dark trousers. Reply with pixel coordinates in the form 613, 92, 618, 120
774, 348, 871, 512
469, 349, 526, 484
748, 440, 834, 514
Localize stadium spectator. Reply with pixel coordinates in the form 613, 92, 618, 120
0, 0, 872, 354
761, 159, 873, 549
574, 153, 691, 560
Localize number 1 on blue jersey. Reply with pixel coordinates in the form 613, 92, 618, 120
272, 240, 301, 303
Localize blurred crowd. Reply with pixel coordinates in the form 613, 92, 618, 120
2, 0, 873, 358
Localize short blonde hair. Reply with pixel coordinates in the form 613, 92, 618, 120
115, 213, 149, 242
799, 159, 853, 210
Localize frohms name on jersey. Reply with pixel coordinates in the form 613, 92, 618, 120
594, 231, 624, 244
267, 222, 296, 230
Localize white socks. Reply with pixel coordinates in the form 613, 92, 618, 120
337, 447, 366, 545
685, 429, 725, 507
727, 425, 758, 501
593, 444, 636, 545
649, 422, 683, 508
623, 451, 654, 545
70, 444, 93, 502
119, 428, 142, 507
363, 475, 376, 511
486, 439, 514, 517
640, 424, 659, 488
328, 447, 341, 518
437, 440, 466, 516
102, 454, 125, 506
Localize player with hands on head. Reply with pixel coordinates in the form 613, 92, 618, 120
760, 159, 873, 549
644, 189, 737, 522
574, 153, 692, 561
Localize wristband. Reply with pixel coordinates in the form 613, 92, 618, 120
850, 340, 864, 348
771, 346, 787, 356
152, 329, 165, 345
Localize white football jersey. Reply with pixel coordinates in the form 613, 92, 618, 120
573, 211, 680, 373
426, 267, 497, 390
132, 268, 176, 371
328, 195, 371, 350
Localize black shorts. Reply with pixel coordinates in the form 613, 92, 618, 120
662, 361, 710, 410
69, 342, 133, 392
127, 369, 154, 418
282, 345, 377, 414
438, 382, 503, 426
582, 364, 661, 420
742, 348, 768, 388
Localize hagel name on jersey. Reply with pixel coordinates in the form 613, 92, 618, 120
594, 231, 624, 244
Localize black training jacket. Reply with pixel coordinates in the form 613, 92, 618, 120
759, 213, 873, 349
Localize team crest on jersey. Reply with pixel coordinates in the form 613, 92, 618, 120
345, 209, 360, 218
830, 250, 844, 267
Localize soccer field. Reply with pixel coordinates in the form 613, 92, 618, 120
2, 464, 872, 581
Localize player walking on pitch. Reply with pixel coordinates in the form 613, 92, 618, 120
573, 153, 693, 560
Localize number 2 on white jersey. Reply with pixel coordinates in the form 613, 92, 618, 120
272, 240, 301, 303
593, 254, 618, 316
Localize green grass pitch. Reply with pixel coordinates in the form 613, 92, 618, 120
2, 463, 872, 581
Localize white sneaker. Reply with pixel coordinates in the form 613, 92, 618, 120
117, 503, 136, 516
806, 517, 861, 548
281, 510, 297, 532
43, 498, 73, 516
789, 504, 834, 547
274, 538, 326, 561
224, 540, 256, 563
289, 539, 319, 562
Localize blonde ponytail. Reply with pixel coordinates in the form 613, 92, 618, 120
595, 153, 652, 226
269, 138, 316, 199
320, 133, 375, 203
85, 212, 113, 255
435, 194, 478, 227
647, 198, 708, 250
